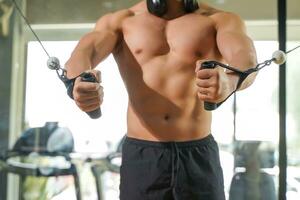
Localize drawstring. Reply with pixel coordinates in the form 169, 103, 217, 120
170, 142, 180, 191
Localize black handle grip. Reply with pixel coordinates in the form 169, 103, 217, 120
200, 61, 218, 111
80, 72, 102, 119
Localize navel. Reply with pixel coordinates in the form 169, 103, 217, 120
164, 114, 170, 121
134, 48, 143, 54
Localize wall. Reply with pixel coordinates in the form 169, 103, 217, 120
0, 5, 13, 200
26, 0, 300, 24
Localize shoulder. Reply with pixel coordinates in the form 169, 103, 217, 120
108, 1, 146, 19
94, 9, 134, 31
94, 1, 147, 31
195, 2, 221, 16
210, 12, 245, 27
196, 3, 245, 29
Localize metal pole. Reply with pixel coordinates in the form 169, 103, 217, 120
277, 0, 287, 199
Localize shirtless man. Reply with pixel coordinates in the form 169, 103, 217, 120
65, 0, 257, 199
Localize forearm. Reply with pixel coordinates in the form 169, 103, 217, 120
65, 50, 93, 78
225, 48, 258, 91
227, 71, 257, 91
65, 30, 118, 78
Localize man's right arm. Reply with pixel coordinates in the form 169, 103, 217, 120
65, 10, 131, 78
63, 10, 131, 113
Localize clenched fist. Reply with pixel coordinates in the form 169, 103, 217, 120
195, 60, 237, 104
73, 70, 103, 113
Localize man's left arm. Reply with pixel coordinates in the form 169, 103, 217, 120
213, 12, 258, 90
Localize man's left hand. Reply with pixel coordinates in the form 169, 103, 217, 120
195, 60, 235, 103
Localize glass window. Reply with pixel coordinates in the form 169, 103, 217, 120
25, 41, 128, 152
286, 41, 300, 199
213, 41, 280, 199
24, 41, 127, 199
23, 40, 300, 199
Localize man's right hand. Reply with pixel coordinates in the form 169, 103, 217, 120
72, 70, 103, 113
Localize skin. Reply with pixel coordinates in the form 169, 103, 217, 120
65, 0, 257, 141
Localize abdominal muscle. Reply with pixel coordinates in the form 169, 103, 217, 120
127, 103, 212, 141
120, 53, 212, 142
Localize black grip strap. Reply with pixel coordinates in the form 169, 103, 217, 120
62, 77, 77, 99
201, 61, 255, 111
60, 72, 102, 119
209, 73, 249, 110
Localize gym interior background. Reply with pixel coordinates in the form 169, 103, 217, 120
0, 0, 300, 199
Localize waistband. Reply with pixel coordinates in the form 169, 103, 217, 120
124, 134, 215, 148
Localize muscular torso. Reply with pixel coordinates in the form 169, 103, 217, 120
113, 5, 222, 141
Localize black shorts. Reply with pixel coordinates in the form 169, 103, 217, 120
119, 134, 225, 200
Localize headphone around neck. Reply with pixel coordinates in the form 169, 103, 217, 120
147, 0, 199, 17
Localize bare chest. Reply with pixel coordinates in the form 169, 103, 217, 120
121, 13, 217, 62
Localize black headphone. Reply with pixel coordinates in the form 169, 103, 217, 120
147, 0, 199, 17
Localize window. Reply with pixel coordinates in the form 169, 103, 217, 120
21, 29, 300, 200
25, 41, 128, 152
24, 41, 126, 199
212, 41, 300, 199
